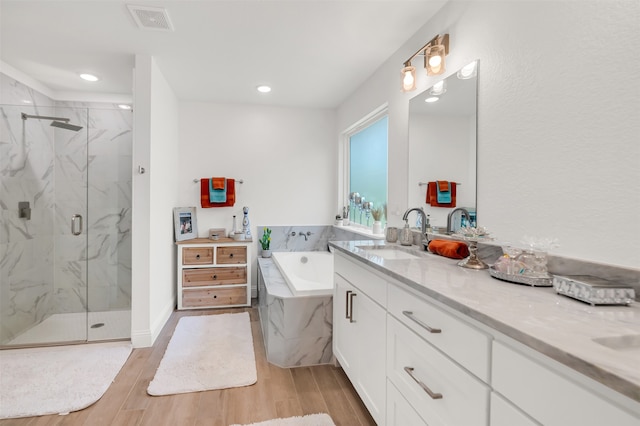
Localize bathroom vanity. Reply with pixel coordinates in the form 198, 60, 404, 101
330, 240, 640, 426
176, 238, 252, 309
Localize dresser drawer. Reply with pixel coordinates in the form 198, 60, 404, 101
182, 287, 247, 307
490, 392, 538, 426
388, 284, 490, 381
182, 267, 247, 287
335, 253, 387, 306
387, 315, 490, 426
182, 247, 213, 265
216, 246, 247, 264
492, 341, 640, 426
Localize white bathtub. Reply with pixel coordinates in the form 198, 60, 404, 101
271, 251, 334, 296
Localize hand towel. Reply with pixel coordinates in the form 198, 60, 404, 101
201, 178, 235, 208
209, 177, 227, 203
436, 180, 451, 203
428, 239, 469, 259
426, 181, 457, 207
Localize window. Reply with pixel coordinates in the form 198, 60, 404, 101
341, 107, 388, 229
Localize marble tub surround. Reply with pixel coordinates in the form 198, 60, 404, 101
255, 225, 377, 257
329, 240, 640, 403
257, 258, 333, 367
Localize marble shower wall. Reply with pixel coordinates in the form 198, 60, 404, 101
0, 73, 132, 343
0, 75, 57, 343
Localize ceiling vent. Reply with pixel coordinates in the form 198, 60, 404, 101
127, 5, 174, 31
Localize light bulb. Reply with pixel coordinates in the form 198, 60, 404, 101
401, 65, 416, 92
457, 61, 477, 79
428, 55, 442, 67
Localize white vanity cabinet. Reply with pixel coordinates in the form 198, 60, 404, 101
333, 254, 387, 425
492, 340, 640, 426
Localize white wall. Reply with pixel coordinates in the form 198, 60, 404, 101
131, 56, 180, 347
338, 1, 640, 269
177, 102, 336, 231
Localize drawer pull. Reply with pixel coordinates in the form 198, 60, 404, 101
229, 253, 234, 258
403, 311, 441, 334
345, 290, 352, 319
349, 292, 357, 323
404, 366, 443, 400
212, 274, 217, 280
196, 254, 201, 259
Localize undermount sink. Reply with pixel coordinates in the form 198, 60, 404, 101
357, 246, 420, 260
592, 334, 640, 351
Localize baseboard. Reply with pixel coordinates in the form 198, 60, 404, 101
131, 297, 176, 348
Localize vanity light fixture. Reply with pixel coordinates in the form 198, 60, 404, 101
401, 34, 449, 92
457, 60, 477, 80
429, 80, 446, 96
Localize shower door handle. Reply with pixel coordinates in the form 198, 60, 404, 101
71, 214, 83, 236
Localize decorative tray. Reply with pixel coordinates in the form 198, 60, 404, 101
488, 265, 553, 287
553, 275, 635, 306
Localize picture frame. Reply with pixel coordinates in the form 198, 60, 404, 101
173, 207, 198, 242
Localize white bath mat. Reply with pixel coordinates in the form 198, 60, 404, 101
147, 312, 257, 396
231, 413, 336, 426
0, 341, 132, 419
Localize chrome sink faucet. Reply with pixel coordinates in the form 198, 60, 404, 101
446, 207, 472, 234
402, 207, 427, 244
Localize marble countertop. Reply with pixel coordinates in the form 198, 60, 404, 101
329, 240, 640, 403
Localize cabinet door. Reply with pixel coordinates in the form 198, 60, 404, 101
352, 285, 387, 426
387, 380, 428, 426
333, 275, 357, 373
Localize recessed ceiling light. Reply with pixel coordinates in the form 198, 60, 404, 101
256, 85, 271, 93
79, 73, 100, 82
425, 96, 439, 103
118, 104, 132, 110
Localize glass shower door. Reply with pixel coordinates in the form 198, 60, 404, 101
0, 105, 89, 346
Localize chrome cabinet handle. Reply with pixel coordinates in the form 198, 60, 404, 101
349, 292, 357, 323
402, 311, 441, 334
345, 290, 352, 319
71, 214, 83, 236
404, 366, 443, 400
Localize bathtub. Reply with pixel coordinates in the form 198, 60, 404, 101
271, 251, 334, 296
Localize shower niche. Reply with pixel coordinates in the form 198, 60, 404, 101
0, 74, 133, 347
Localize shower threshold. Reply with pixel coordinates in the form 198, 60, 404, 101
5, 310, 131, 347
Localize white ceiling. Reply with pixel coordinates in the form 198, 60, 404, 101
1, 0, 447, 108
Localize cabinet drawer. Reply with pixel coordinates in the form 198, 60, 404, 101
217, 246, 247, 264
182, 287, 247, 307
182, 247, 213, 265
490, 393, 538, 426
492, 341, 640, 426
387, 315, 490, 426
335, 253, 387, 306
387, 380, 428, 426
182, 267, 247, 287
388, 284, 490, 381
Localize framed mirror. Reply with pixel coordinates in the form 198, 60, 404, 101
407, 60, 478, 232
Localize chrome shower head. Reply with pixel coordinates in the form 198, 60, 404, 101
50, 121, 83, 132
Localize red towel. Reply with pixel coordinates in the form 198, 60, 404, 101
426, 181, 457, 207
201, 178, 235, 208
428, 239, 469, 259
211, 177, 225, 190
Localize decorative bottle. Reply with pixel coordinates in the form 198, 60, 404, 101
242, 206, 251, 240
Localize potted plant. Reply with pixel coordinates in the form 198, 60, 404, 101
260, 227, 272, 258
371, 207, 384, 235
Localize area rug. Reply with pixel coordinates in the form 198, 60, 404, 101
231, 413, 335, 426
147, 312, 257, 396
0, 341, 132, 419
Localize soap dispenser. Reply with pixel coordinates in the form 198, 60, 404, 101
399, 220, 413, 246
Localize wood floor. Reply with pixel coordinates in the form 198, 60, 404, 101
1, 306, 376, 426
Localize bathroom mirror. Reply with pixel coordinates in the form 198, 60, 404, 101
407, 60, 478, 231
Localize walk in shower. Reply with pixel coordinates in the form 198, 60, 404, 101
0, 75, 132, 347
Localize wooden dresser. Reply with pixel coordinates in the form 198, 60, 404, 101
176, 238, 252, 310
